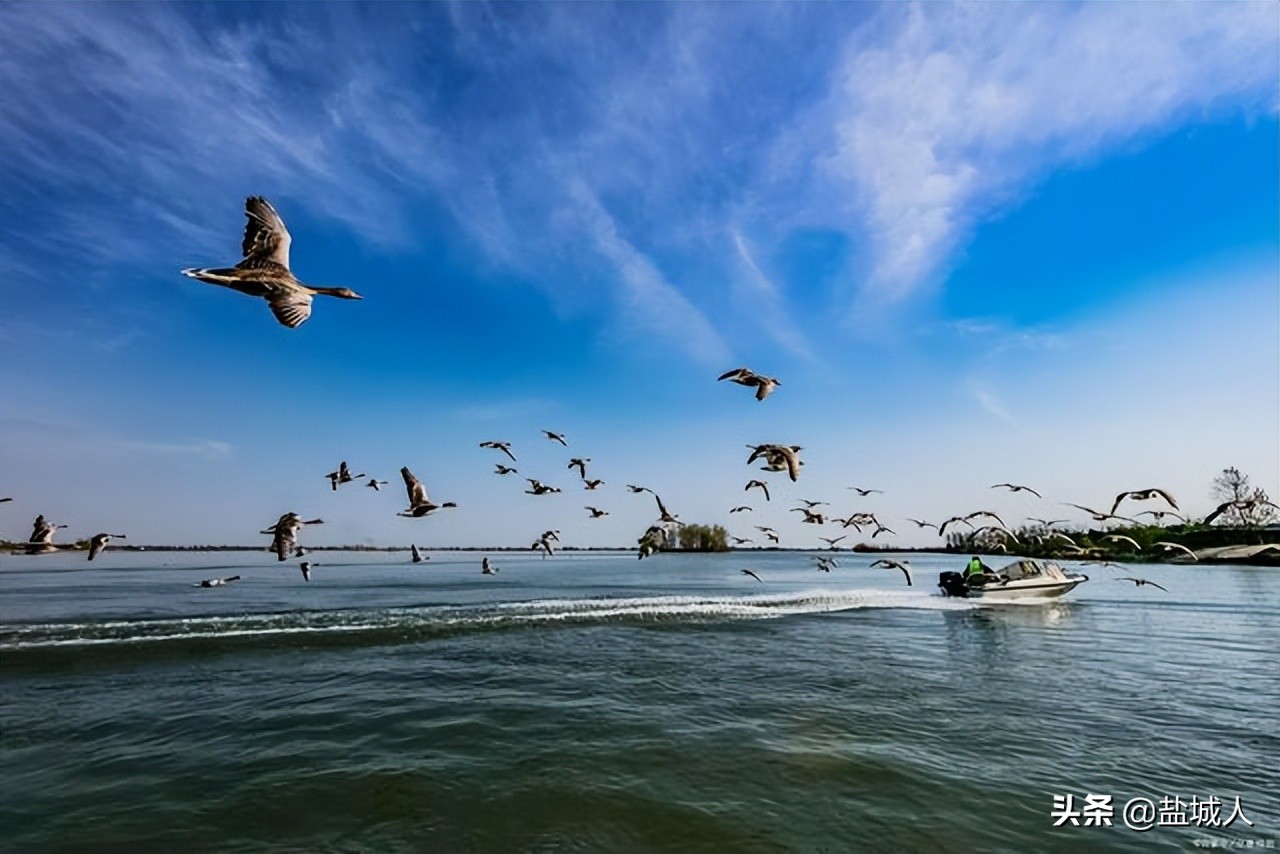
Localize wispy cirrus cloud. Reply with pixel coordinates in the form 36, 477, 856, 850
811, 2, 1277, 306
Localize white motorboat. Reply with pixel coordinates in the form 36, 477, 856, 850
938, 559, 1087, 600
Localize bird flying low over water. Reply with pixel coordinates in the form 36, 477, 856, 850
870, 559, 913, 587
299, 561, 313, 582
740, 568, 764, 583
1064, 503, 1136, 524
481, 557, 498, 575
182, 196, 362, 328
1110, 488, 1177, 516
88, 532, 126, 561
411, 544, 424, 563
1116, 576, 1168, 592
398, 467, 456, 517
718, 367, 781, 401
1100, 534, 1143, 552
992, 483, 1042, 498
262, 513, 324, 561
1201, 498, 1279, 525
479, 441, 517, 462
1153, 541, 1198, 561
195, 575, 241, 588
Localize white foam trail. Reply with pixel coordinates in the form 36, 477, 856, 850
1, 590, 982, 650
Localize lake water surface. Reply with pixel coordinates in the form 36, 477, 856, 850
2, 550, 1277, 851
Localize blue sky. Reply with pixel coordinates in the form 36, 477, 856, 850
1, 1, 1276, 549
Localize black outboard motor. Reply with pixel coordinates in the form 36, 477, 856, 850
938, 571, 969, 597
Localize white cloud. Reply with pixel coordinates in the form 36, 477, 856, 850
820, 2, 1277, 305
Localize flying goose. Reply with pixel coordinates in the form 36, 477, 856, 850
1116, 576, 1168, 592
493, 464, 518, 476
907, 518, 939, 531
741, 568, 764, 583
819, 535, 846, 549
585, 506, 609, 518
481, 557, 499, 575
1064, 503, 1136, 524
479, 441, 517, 462
195, 575, 241, 588
542, 430, 568, 446
411, 543, 424, 563
182, 196, 362, 328
791, 507, 825, 525
745, 480, 771, 502
746, 444, 801, 481
261, 513, 324, 561
524, 478, 561, 496
626, 484, 653, 494
717, 367, 781, 401
365, 478, 389, 491
398, 467, 456, 517
326, 461, 364, 491
848, 487, 883, 496
729, 506, 752, 513
653, 494, 681, 525
637, 525, 668, 559
567, 458, 591, 479
299, 561, 313, 582
583, 479, 604, 490
88, 532, 126, 561
870, 558, 913, 586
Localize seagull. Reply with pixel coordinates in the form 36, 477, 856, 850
182, 196, 362, 328
1110, 488, 1178, 516
1100, 534, 1143, 552
88, 532, 126, 561
729, 506, 752, 514
481, 557, 499, 575
365, 478, 389, 491
524, 478, 561, 496
848, 487, 883, 496
299, 561, 313, 582
568, 458, 591, 479
585, 506, 609, 518
717, 367, 781, 401
740, 568, 764, 583
1117, 577, 1168, 593
479, 441, 517, 462
542, 430, 568, 446
195, 575, 241, 588
411, 544, 425, 563
494, 464, 519, 476
1153, 541, 1198, 561
398, 467, 457, 517
992, 483, 1042, 498
325, 461, 364, 491
745, 480, 771, 502
1064, 503, 1136, 524
583, 479, 604, 490
870, 558, 913, 587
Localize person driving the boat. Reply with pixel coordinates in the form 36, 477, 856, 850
964, 556, 995, 584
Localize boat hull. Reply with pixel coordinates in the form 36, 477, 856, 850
938, 561, 1088, 600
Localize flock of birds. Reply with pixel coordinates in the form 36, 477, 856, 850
6, 197, 1273, 595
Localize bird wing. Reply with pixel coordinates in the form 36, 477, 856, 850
266, 288, 314, 329
401, 467, 428, 507
88, 536, 105, 561
718, 368, 750, 381
1152, 488, 1178, 509
239, 196, 292, 270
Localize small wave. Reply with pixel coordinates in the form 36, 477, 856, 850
0, 590, 978, 652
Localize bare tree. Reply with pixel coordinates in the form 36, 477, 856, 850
1210, 467, 1278, 527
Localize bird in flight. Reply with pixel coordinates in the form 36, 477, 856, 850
583, 479, 604, 490
411, 544, 425, 563
747, 444, 801, 481
745, 480, 771, 502
991, 483, 1042, 498
398, 467, 457, 517
542, 430, 568, 446
525, 478, 561, 496
88, 532, 126, 561
365, 478, 388, 491
182, 196, 362, 328
1153, 541, 1197, 561
1116, 577, 1168, 592
1110, 488, 1177, 516
479, 441, 517, 462
1064, 503, 1136, 524
299, 561, 313, 582
262, 513, 323, 561
870, 559, 913, 587
494, 464, 518, 476
585, 506, 609, 518
326, 461, 364, 491
740, 568, 765, 583
729, 505, 752, 514
626, 484, 653, 495
907, 518, 939, 531
819, 535, 846, 549
1100, 534, 1143, 552
195, 575, 241, 588
848, 487, 883, 496
717, 367, 781, 401
568, 458, 591, 479
481, 557, 499, 575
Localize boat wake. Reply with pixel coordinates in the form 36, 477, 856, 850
1, 590, 980, 654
